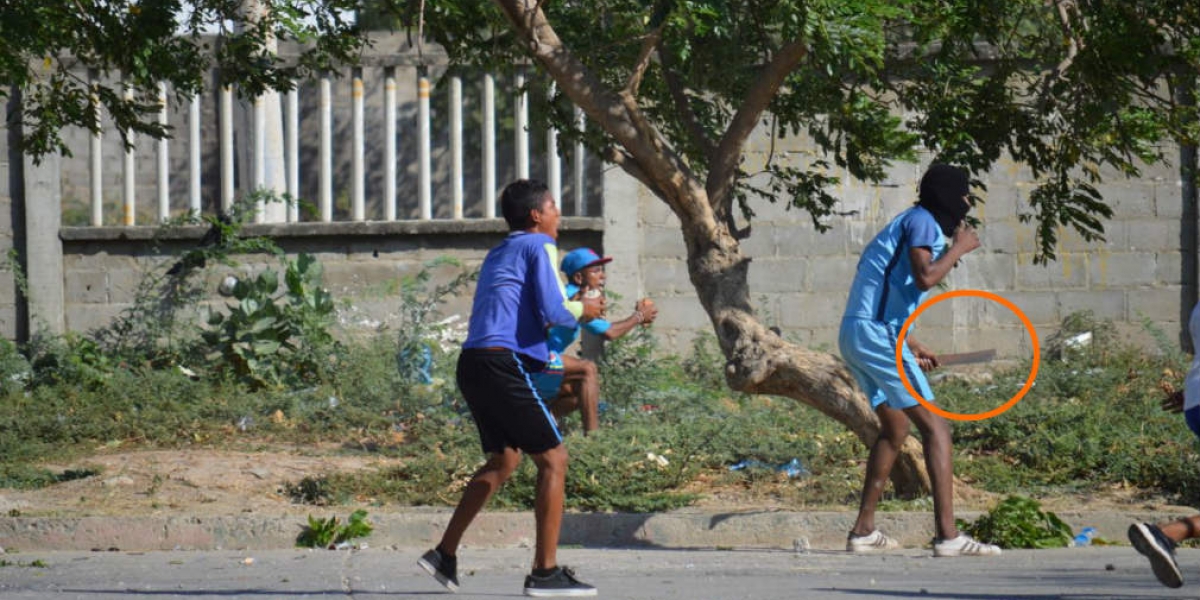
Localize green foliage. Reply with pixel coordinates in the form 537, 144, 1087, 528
0, 464, 98, 490
296, 509, 373, 549
89, 193, 287, 371
957, 495, 1073, 549
946, 312, 1200, 504
0, 558, 48, 568
4, 0, 366, 159
388, 0, 1200, 264
202, 253, 335, 389
393, 258, 478, 386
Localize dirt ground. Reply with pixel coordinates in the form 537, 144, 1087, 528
0, 447, 405, 518
0, 447, 1189, 518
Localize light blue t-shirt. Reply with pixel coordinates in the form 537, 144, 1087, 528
546, 283, 612, 353
842, 206, 946, 326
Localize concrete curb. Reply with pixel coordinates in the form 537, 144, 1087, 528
1, 509, 1192, 552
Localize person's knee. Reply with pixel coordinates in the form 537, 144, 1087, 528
534, 444, 569, 474
910, 410, 950, 446
480, 450, 522, 482
877, 427, 908, 450
580, 360, 599, 380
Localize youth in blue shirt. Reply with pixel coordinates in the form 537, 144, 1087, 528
420, 180, 604, 597
839, 164, 999, 558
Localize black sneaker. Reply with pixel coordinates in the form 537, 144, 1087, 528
522, 566, 597, 597
418, 547, 459, 592
1128, 523, 1183, 588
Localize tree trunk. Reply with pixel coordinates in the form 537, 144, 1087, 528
492, 0, 932, 496
680, 218, 932, 497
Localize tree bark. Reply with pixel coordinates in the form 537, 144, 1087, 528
680, 214, 931, 496
494, 0, 932, 496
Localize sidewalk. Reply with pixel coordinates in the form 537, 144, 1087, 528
2, 508, 1191, 552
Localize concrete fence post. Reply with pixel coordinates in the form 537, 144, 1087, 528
8, 89, 65, 338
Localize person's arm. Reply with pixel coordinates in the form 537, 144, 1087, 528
599, 298, 658, 341
909, 224, 981, 291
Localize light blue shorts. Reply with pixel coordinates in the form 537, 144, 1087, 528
838, 317, 934, 410
532, 351, 565, 401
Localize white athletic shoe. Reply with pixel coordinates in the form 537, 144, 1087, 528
847, 530, 900, 553
933, 534, 1002, 557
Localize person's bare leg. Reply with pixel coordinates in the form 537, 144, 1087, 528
438, 447, 521, 554
559, 355, 600, 433
905, 404, 957, 540
851, 405, 910, 536
575, 360, 600, 433
1159, 515, 1200, 542
527, 444, 569, 570
549, 390, 578, 422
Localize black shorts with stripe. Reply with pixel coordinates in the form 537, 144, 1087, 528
456, 348, 562, 455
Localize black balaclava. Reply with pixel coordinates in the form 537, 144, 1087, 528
916, 164, 971, 237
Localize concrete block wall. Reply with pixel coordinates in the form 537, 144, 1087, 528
58, 221, 603, 341
626, 139, 1191, 359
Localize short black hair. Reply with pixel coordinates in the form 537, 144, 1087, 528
499, 179, 550, 230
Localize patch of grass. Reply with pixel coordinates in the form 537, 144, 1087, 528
942, 314, 1199, 504
0, 465, 100, 490
1, 235, 1197, 519
0, 559, 47, 568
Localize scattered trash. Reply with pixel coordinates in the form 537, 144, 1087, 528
242, 557, 255, 566
792, 537, 811, 553
237, 416, 253, 432
218, 275, 239, 297
1064, 332, 1092, 350
729, 458, 810, 478
327, 396, 339, 409
398, 344, 434, 384
1072, 526, 1097, 547
646, 452, 670, 468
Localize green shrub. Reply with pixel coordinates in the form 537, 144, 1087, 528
296, 509, 373, 548
958, 495, 1072, 549
202, 253, 335, 389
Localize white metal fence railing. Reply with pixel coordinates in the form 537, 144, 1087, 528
80, 67, 593, 226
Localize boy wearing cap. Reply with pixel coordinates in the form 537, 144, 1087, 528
839, 164, 1000, 557
534, 248, 658, 433
418, 179, 604, 597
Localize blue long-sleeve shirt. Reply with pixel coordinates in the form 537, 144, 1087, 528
462, 231, 583, 362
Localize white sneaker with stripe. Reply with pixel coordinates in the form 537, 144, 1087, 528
847, 530, 900, 553
933, 534, 1002, 557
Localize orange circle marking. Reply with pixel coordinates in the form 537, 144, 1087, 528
895, 290, 1040, 422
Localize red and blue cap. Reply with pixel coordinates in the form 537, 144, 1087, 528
560, 247, 613, 277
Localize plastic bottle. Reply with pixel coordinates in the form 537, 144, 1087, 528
1072, 526, 1097, 547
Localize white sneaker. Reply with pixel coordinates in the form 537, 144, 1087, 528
933, 534, 1002, 557
847, 530, 900, 553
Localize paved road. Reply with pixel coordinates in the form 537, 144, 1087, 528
0, 546, 1194, 599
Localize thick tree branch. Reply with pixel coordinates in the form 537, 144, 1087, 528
1051, 0, 1081, 78
706, 40, 808, 217
602, 145, 662, 198
493, 0, 713, 230
624, 26, 664, 97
